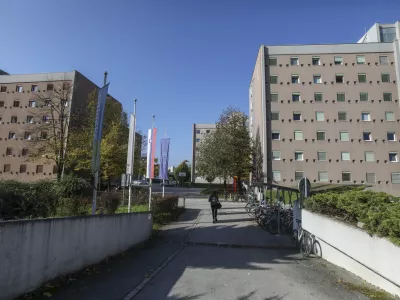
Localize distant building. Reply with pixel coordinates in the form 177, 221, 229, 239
168, 166, 175, 173
191, 123, 217, 183
249, 21, 400, 195
0, 70, 121, 181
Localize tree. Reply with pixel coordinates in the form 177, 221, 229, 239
252, 126, 264, 184
25, 81, 74, 180
196, 132, 218, 185
174, 161, 191, 185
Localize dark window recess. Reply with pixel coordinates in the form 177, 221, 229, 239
47, 83, 54, 91
0, 86, 6, 93
20, 165, 27, 173
36, 165, 44, 174
22, 148, 29, 156
4, 164, 11, 172
13, 100, 20, 107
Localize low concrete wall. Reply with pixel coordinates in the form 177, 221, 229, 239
302, 210, 400, 297
0, 213, 152, 300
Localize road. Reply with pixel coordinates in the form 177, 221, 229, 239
142, 185, 204, 197
47, 199, 373, 300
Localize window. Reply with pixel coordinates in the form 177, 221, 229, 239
316, 131, 325, 141
294, 151, 303, 161
317, 151, 327, 161
62, 82, 70, 90
47, 83, 54, 91
342, 172, 351, 182
293, 112, 302, 121
11, 116, 17, 123
335, 74, 344, 83
0, 86, 6, 93
20, 164, 27, 173
363, 132, 372, 141
291, 75, 300, 84
196, 138, 200, 143
270, 93, 278, 102
271, 112, 280, 121
196, 129, 200, 134
0, 101, 4, 107
271, 131, 280, 140
314, 93, 322, 102
269, 57, 277, 66
272, 170, 281, 181
26, 116, 34, 123
337, 93, 345, 102
292, 93, 301, 102
383, 93, 392, 103
294, 130, 303, 140
385, 111, 394, 121
361, 112, 371, 121
365, 151, 375, 162
3, 164, 11, 173
340, 131, 349, 141
272, 150, 281, 160
8, 132, 16, 139
22, 148, 29, 156
334, 56, 343, 65
381, 73, 391, 82
6, 148, 13, 156
366, 173, 376, 184
318, 171, 328, 182
380, 27, 396, 43
270, 75, 278, 84
24, 132, 32, 140
358, 73, 367, 83
379, 56, 389, 65
16, 85, 23, 92
315, 111, 324, 121
341, 152, 350, 161
13, 100, 20, 107
31, 85, 38, 92
53, 165, 58, 174
313, 75, 322, 84
356, 55, 366, 64
387, 132, 396, 141
29, 100, 36, 107
44, 99, 51, 107
206, 130, 210, 134
295, 171, 304, 181
291, 57, 299, 66
389, 152, 398, 162
36, 165, 44, 174
360, 92, 368, 101
391, 173, 400, 184
312, 57, 321, 66
40, 131, 47, 140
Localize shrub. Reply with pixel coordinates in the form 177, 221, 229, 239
304, 190, 400, 246
54, 174, 89, 198
151, 195, 179, 225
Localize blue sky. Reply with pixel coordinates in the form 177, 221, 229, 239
1, 0, 399, 166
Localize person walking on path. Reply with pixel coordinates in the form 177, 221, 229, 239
208, 191, 221, 223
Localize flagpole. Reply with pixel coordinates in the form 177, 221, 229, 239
149, 115, 155, 211
128, 99, 137, 213
92, 71, 108, 215
162, 129, 167, 197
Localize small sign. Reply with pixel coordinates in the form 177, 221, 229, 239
298, 177, 311, 198
178, 172, 186, 177
121, 174, 127, 187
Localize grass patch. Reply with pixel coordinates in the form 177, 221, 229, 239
115, 204, 148, 213
340, 281, 396, 300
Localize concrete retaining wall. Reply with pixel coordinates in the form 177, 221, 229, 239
302, 210, 400, 297
0, 213, 152, 300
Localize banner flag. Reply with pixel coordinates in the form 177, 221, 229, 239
146, 129, 152, 178
91, 83, 109, 172
159, 138, 170, 180
126, 113, 135, 176
150, 128, 157, 179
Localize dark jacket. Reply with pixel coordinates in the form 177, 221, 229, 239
208, 194, 219, 205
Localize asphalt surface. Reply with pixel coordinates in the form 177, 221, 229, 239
47, 199, 372, 300
144, 185, 204, 197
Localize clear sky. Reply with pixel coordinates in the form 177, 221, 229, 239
1, 0, 399, 166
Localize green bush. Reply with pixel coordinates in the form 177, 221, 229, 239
304, 190, 400, 246
151, 195, 179, 225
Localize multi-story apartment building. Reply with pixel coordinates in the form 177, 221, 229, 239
0, 70, 120, 181
191, 123, 216, 183
250, 21, 400, 195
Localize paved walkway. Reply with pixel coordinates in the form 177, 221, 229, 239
48, 198, 372, 300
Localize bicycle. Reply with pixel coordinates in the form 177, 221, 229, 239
293, 220, 322, 258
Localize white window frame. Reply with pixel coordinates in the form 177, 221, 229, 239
366, 173, 376, 184
29, 100, 36, 108
383, 92, 392, 102
270, 93, 278, 102
341, 152, 350, 161
335, 74, 344, 83
316, 131, 325, 141
391, 172, 400, 184
318, 171, 328, 182
365, 151, 375, 162
315, 111, 325, 122
389, 152, 398, 162
342, 172, 352, 182
356, 55, 366, 64
381, 73, 391, 83
272, 170, 281, 181
340, 131, 349, 141
337, 93, 345, 102
294, 151, 304, 161
290, 57, 299, 66
312, 57, 321, 66
379, 56, 388, 65
387, 132, 396, 141
338, 111, 347, 121
294, 130, 303, 141
363, 132, 372, 141
16, 85, 23, 93
271, 131, 280, 140
270, 75, 278, 84
361, 112, 371, 121
272, 150, 281, 160
292, 93, 301, 102
291, 74, 300, 84
358, 73, 367, 83
313, 75, 322, 84
334, 56, 343, 65
295, 171, 304, 181
314, 93, 323, 102
317, 151, 327, 161
360, 92, 368, 101
271, 112, 280, 121
385, 111, 395, 121
293, 112, 302, 121
269, 57, 277, 66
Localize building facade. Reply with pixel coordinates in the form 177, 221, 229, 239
0, 70, 119, 181
250, 22, 400, 195
191, 123, 216, 183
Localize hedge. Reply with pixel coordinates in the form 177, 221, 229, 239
304, 190, 400, 246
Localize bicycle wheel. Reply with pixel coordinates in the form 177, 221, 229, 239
313, 240, 322, 258
245, 203, 252, 213
300, 233, 312, 257
292, 229, 298, 247
266, 219, 279, 234
259, 217, 270, 231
